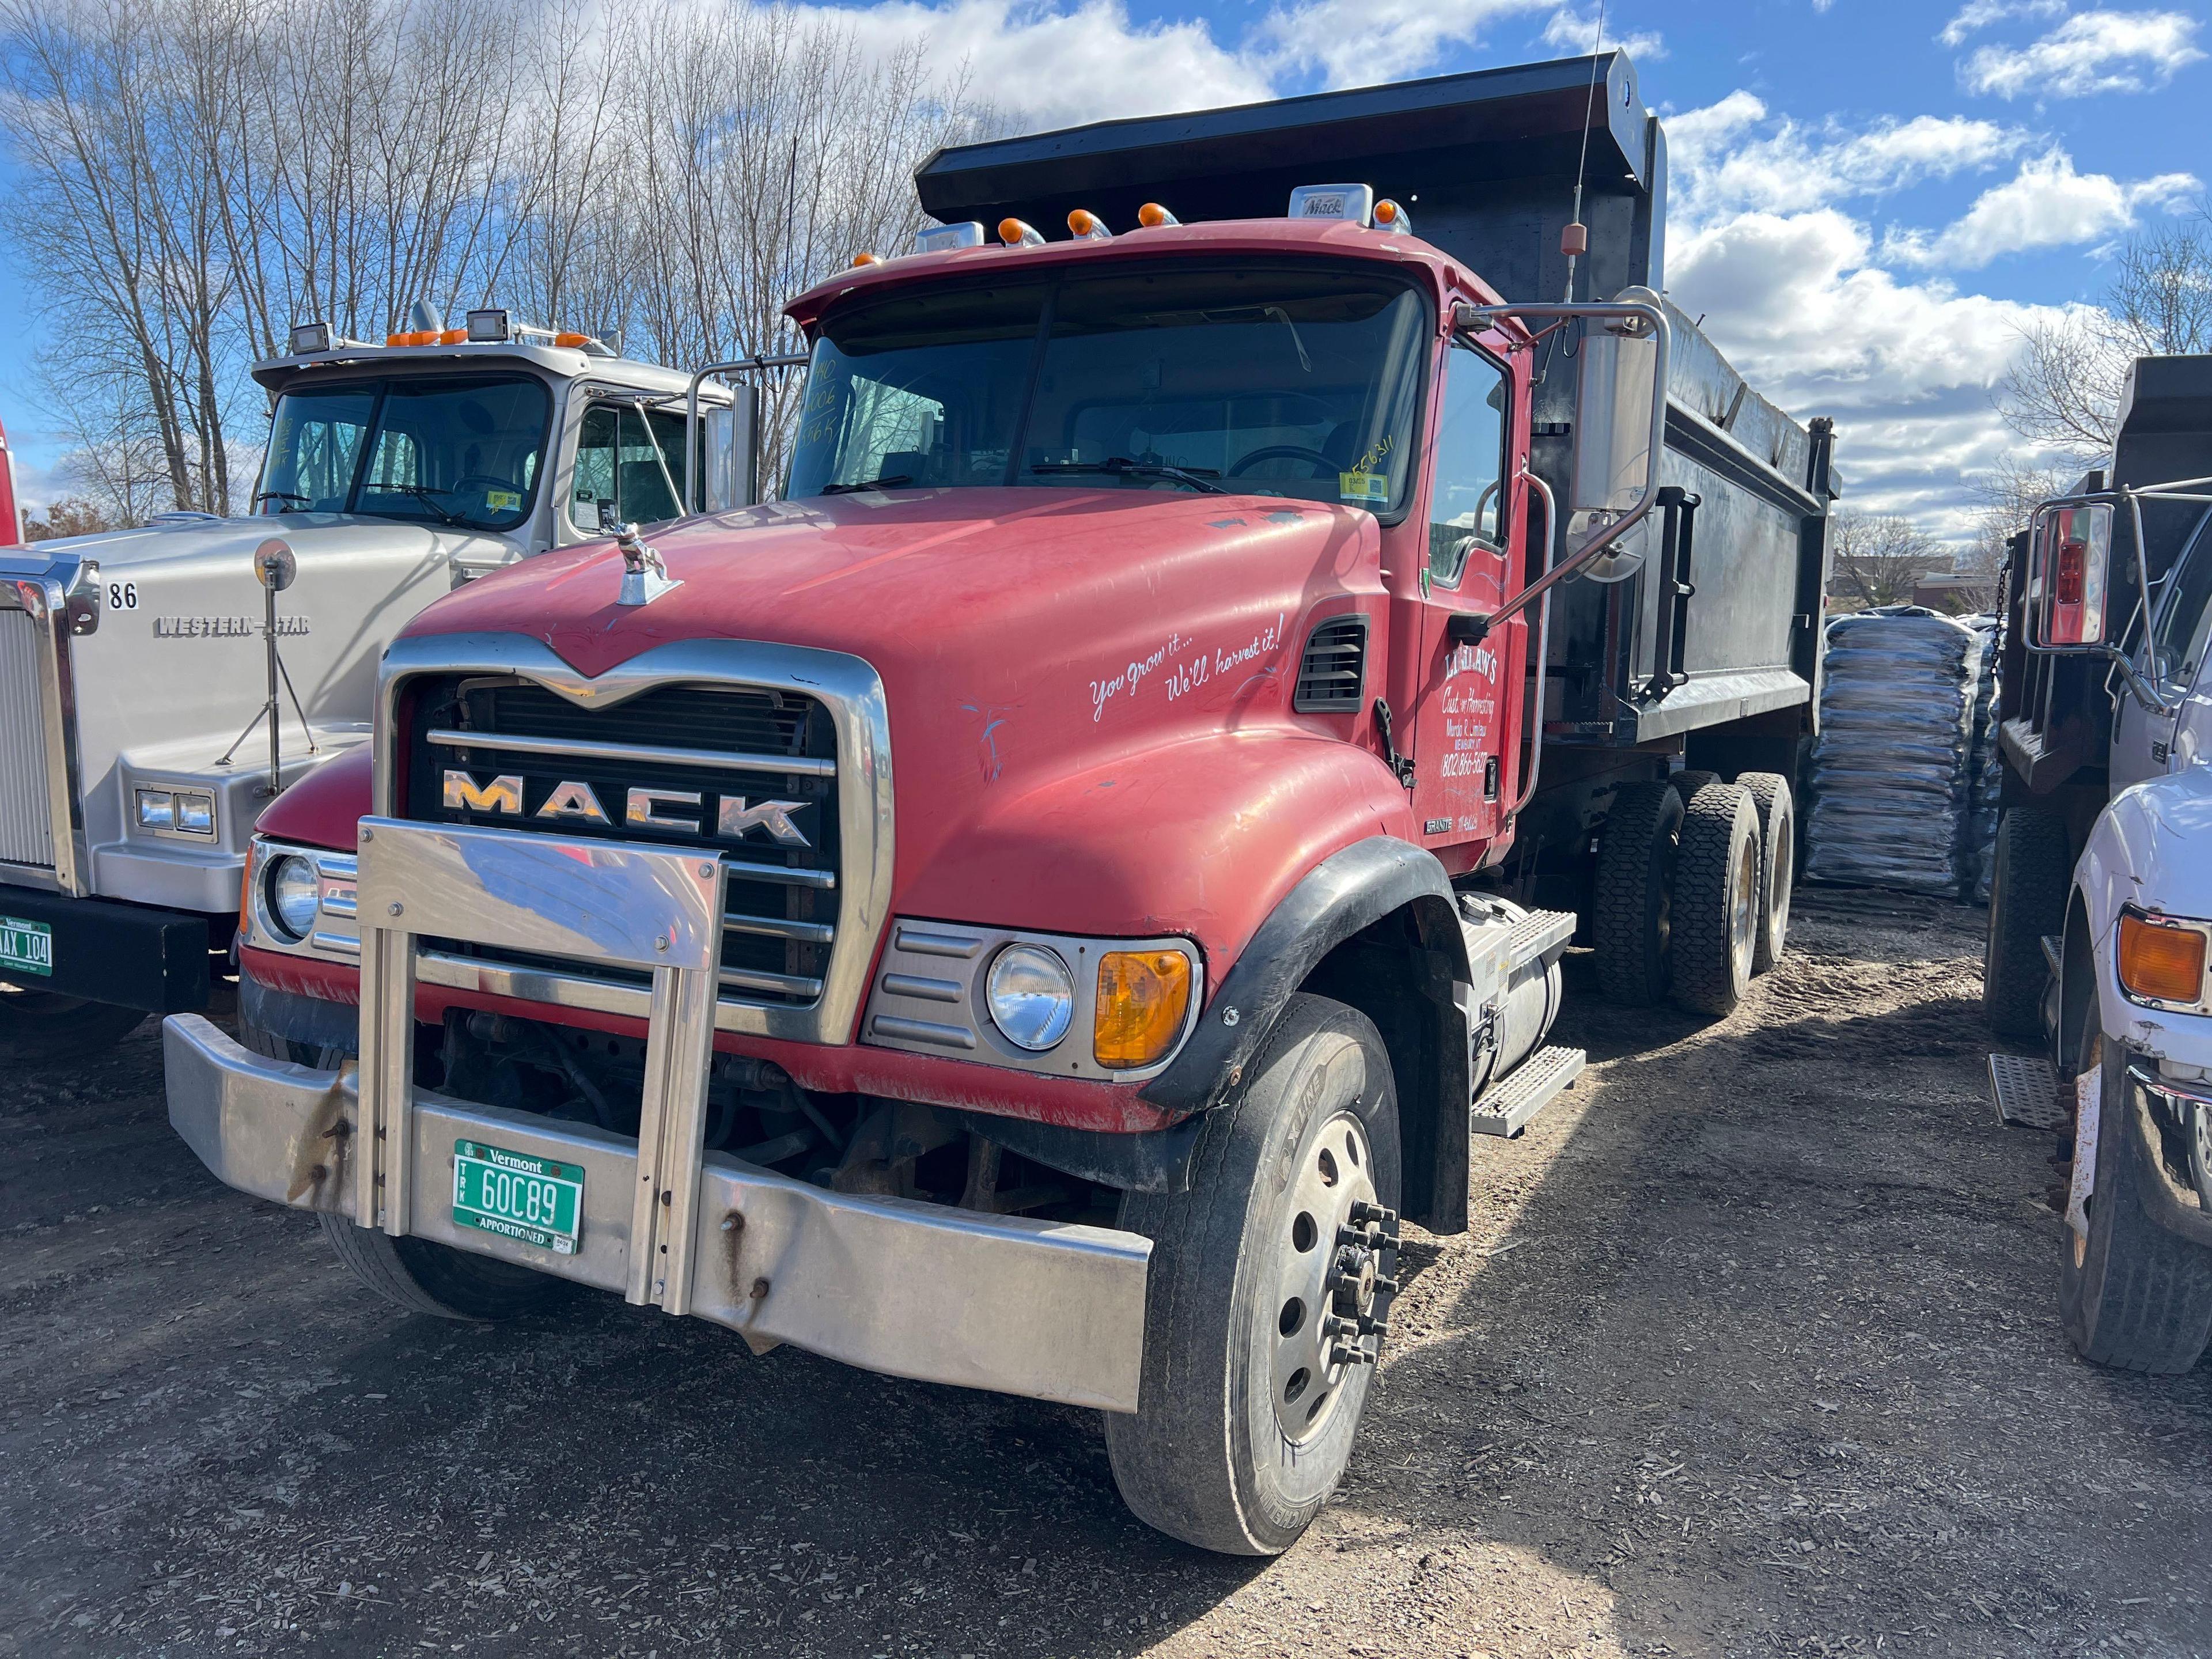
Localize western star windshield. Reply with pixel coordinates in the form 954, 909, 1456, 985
256, 374, 552, 532
787, 264, 1429, 513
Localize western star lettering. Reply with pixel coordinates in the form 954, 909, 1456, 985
153, 615, 310, 638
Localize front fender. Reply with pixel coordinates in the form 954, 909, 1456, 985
892, 729, 1422, 985
2078, 770, 2212, 1069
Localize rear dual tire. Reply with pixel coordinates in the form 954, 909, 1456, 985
1672, 782, 1763, 1017
1984, 806, 2071, 1041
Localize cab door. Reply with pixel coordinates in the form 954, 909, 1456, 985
1403, 334, 1523, 853
2115, 509, 2212, 788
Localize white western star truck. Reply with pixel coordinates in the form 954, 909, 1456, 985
1985, 353, 2212, 1370
0, 308, 755, 1054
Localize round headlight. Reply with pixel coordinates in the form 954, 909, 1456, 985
986, 944, 1075, 1051
265, 853, 321, 941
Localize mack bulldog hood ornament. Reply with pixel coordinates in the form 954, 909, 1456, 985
613, 522, 680, 608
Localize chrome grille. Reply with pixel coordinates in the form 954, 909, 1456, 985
0, 609, 54, 869
400, 676, 839, 1008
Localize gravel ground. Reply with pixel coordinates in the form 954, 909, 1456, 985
3, 888, 2209, 1659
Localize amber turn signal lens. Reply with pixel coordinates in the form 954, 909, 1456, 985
1094, 950, 1193, 1069
2118, 912, 2207, 1004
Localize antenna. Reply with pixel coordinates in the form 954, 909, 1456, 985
1563, 1, 1609, 305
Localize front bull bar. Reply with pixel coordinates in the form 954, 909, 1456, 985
164, 816, 1152, 1412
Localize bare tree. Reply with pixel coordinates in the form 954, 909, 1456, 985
22, 498, 117, 540
1, 0, 989, 511
1829, 509, 1946, 610
1999, 209, 2212, 461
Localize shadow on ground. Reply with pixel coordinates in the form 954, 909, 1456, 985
2, 888, 2207, 1658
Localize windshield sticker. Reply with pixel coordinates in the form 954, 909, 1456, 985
1338, 472, 1387, 505
486, 490, 521, 511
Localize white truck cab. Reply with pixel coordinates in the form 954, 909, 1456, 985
0, 308, 755, 1050
1987, 356, 2212, 1370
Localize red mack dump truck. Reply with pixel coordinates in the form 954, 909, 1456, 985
162, 53, 1835, 1553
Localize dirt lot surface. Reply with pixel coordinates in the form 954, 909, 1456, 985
4, 889, 2209, 1659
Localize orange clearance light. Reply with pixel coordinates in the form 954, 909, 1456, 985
1373, 199, 1397, 223
1094, 949, 1194, 1069
851, 252, 884, 266
2118, 912, 2208, 1005
998, 218, 1044, 247
553, 331, 590, 348
437, 328, 467, 344
1137, 202, 1180, 228
1067, 208, 1111, 241
386, 329, 438, 347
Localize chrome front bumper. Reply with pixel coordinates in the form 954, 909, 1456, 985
164, 813, 1151, 1413
165, 1015, 1152, 1410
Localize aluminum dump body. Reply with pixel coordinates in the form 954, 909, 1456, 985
917, 53, 1836, 755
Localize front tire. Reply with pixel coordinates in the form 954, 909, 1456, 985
0, 986, 147, 1060
238, 1018, 569, 1323
1106, 994, 1402, 1555
2059, 1041, 2212, 1373
1984, 806, 2071, 1040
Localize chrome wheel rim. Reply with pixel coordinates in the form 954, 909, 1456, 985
1268, 1109, 1391, 1445
1730, 832, 1759, 981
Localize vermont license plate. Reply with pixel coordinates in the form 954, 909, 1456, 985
452, 1140, 582, 1255
0, 915, 53, 979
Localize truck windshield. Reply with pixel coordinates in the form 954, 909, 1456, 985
787, 265, 1429, 514
256, 374, 551, 532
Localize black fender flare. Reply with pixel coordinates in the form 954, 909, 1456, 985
1143, 836, 1468, 1115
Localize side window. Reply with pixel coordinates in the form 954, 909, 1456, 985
2151, 510, 2212, 684
571, 404, 687, 529
1428, 344, 1509, 589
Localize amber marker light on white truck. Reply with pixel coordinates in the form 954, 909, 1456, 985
2118, 910, 2211, 1007
1094, 950, 1194, 1069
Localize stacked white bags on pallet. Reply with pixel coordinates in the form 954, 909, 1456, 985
1965, 615, 2002, 903
1806, 608, 1990, 897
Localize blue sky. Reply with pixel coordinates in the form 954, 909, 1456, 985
2, 0, 2206, 537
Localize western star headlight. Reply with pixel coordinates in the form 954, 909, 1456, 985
986, 944, 1075, 1051
265, 853, 322, 942
137, 786, 217, 838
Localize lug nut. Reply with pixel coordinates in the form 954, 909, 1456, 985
1358, 1313, 1389, 1338
1372, 1276, 1400, 1298
1349, 1200, 1399, 1227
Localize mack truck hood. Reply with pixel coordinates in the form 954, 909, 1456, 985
280, 487, 1412, 958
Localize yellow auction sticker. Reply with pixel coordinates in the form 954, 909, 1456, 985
1339, 471, 1387, 505
486, 490, 521, 510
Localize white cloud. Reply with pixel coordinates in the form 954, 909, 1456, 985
1540, 8, 1666, 62
1666, 94, 2027, 226
1885, 149, 2200, 267
1252, 0, 1550, 90
1669, 207, 2085, 532
1937, 0, 2064, 50
1960, 9, 2205, 99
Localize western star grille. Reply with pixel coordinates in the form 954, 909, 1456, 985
0, 609, 55, 870
400, 676, 840, 1007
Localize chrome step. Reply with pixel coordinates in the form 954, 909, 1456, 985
1472, 1043, 1586, 1138
1505, 907, 1577, 969
1988, 1052, 2067, 1131
2040, 934, 2063, 978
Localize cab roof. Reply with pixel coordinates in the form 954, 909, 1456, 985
783, 217, 1500, 335
249, 341, 707, 400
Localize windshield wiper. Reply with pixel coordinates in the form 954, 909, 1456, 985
385, 482, 467, 526
253, 488, 312, 509
819, 474, 915, 495
1030, 458, 1227, 495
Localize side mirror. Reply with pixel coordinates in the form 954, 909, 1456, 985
699, 384, 762, 512
1570, 318, 1660, 517
2027, 502, 2113, 647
